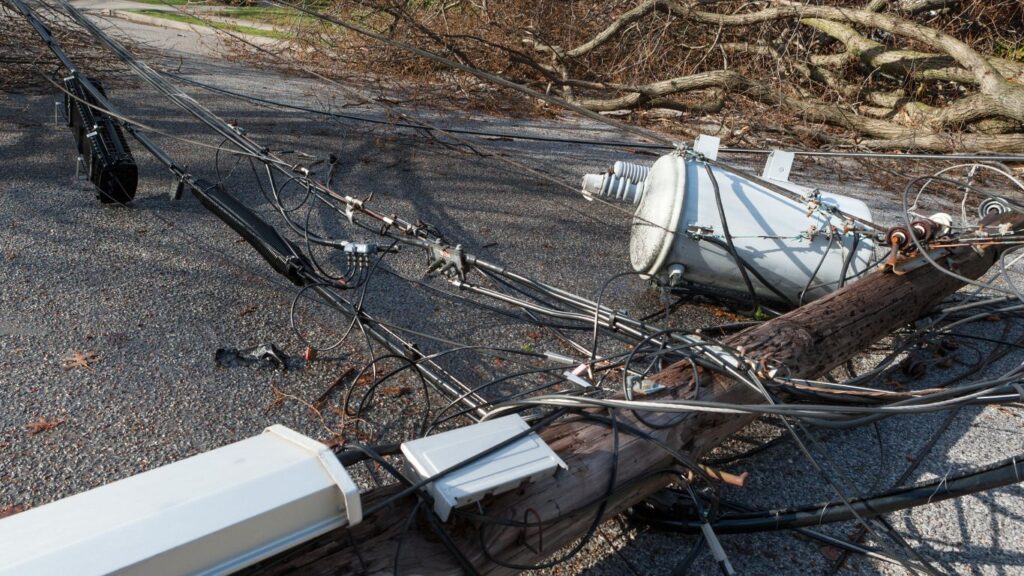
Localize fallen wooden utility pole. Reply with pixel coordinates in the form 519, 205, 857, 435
247, 213, 1022, 576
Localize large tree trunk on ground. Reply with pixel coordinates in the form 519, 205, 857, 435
246, 214, 1022, 576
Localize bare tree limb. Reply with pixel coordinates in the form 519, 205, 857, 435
802, 18, 1024, 85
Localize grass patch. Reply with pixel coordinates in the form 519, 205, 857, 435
129, 0, 192, 5
211, 6, 316, 27
128, 9, 293, 39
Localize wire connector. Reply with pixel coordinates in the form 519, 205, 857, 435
343, 242, 378, 269
425, 242, 468, 281
629, 375, 665, 396
343, 242, 378, 255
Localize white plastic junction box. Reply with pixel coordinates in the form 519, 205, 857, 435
401, 414, 567, 521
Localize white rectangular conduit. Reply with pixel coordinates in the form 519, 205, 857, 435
0, 425, 361, 576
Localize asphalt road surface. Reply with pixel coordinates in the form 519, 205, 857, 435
2, 7, 1023, 575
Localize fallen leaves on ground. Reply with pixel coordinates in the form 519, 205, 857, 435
314, 367, 355, 409
25, 416, 63, 435
266, 382, 288, 412
819, 545, 843, 562
321, 435, 345, 449
0, 505, 26, 519
378, 385, 413, 398
62, 350, 99, 370
710, 306, 743, 322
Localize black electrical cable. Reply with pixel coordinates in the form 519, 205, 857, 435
697, 236, 794, 308
162, 72, 1024, 163
715, 501, 936, 574
589, 270, 649, 368
635, 454, 1024, 534
477, 410, 622, 571
702, 422, 793, 467
342, 344, 550, 438
798, 232, 836, 306
425, 363, 585, 433
946, 332, 1024, 350
393, 500, 423, 575
361, 408, 567, 517
621, 328, 707, 430
838, 232, 861, 288
346, 353, 435, 439
700, 159, 757, 313
339, 442, 481, 575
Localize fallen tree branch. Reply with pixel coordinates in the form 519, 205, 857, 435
802, 18, 1024, 85
512, 0, 1024, 150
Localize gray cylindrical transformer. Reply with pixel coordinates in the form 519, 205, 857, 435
629, 153, 877, 303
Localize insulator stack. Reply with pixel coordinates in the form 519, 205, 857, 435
612, 160, 650, 183
886, 226, 912, 251
911, 219, 938, 243
580, 161, 651, 204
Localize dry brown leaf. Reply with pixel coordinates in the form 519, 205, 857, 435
820, 545, 843, 562
26, 416, 63, 435
62, 350, 99, 370
710, 307, 743, 322
265, 382, 287, 412
0, 505, 26, 519
378, 385, 413, 398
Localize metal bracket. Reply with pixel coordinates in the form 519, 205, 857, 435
692, 134, 720, 161
761, 150, 794, 182
426, 242, 468, 281
629, 375, 665, 396
172, 166, 190, 201
686, 224, 715, 239
885, 248, 952, 275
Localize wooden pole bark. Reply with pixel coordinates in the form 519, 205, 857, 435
247, 214, 1022, 576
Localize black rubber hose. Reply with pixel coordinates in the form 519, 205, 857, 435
635, 454, 1024, 534
191, 178, 312, 286
699, 236, 796, 307
838, 232, 861, 288
334, 442, 401, 466
704, 162, 760, 312
798, 233, 835, 306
